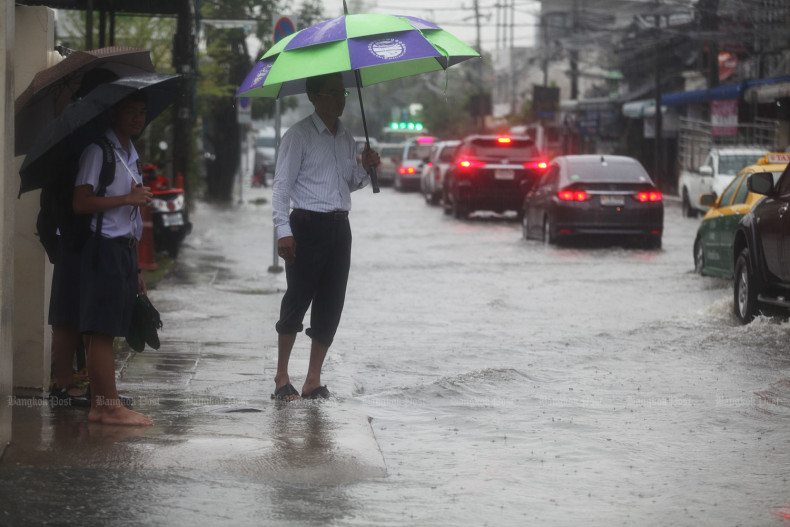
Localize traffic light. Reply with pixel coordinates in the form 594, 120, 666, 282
389, 121, 424, 131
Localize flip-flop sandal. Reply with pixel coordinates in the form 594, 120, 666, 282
301, 385, 330, 400
271, 383, 300, 400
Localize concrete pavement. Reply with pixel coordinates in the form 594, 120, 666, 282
0, 197, 387, 524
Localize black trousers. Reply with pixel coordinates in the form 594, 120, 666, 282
275, 209, 352, 348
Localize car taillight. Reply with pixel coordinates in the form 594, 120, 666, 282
557, 189, 589, 201
524, 161, 548, 171
497, 137, 512, 144
398, 167, 417, 175
458, 159, 485, 169
634, 191, 662, 202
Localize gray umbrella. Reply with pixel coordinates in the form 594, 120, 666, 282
19, 72, 181, 196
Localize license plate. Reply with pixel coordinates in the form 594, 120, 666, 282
495, 169, 515, 180
161, 212, 184, 227
600, 195, 624, 206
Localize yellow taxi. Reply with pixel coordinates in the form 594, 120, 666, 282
694, 152, 790, 277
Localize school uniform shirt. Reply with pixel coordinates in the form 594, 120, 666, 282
272, 112, 370, 240
75, 129, 143, 241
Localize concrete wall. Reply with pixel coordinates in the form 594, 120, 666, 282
1, 0, 15, 454
12, 6, 54, 390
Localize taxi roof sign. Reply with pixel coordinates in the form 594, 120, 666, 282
758, 153, 790, 165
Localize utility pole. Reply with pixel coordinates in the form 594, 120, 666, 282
699, 0, 720, 89
654, 4, 664, 191
569, 0, 579, 99
471, 0, 485, 131
510, 0, 517, 115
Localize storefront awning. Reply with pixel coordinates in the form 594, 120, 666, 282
660, 75, 790, 106
622, 99, 667, 118
744, 81, 790, 103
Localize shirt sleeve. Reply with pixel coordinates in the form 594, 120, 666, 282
74, 143, 104, 192
349, 158, 370, 192
272, 128, 302, 240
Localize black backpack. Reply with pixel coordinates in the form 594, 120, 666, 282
37, 136, 119, 262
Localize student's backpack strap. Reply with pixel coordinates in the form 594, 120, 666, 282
92, 136, 116, 239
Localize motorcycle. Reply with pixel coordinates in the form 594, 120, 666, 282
142, 165, 193, 258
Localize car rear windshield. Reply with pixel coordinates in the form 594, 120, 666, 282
407, 143, 433, 160
256, 136, 275, 148
719, 155, 762, 175
381, 146, 402, 157
565, 159, 650, 183
468, 138, 538, 158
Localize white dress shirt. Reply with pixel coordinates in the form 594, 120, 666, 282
272, 113, 369, 239
75, 129, 143, 241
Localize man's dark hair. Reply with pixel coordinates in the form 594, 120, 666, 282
306, 72, 343, 95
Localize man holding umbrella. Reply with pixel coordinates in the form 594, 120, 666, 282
272, 72, 379, 401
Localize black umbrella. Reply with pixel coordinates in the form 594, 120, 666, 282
19, 73, 181, 196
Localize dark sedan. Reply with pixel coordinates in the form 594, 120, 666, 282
521, 155, 664, 248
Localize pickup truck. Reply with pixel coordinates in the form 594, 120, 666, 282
679, 147, 767, 218
732, 162, 790, 322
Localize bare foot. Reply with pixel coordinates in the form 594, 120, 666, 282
89, 403, 153, 426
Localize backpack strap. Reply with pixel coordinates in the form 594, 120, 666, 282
92, 136, 117, 239
90, 136, 118, 269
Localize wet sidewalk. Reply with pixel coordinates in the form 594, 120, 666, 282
0, 196, 387, 525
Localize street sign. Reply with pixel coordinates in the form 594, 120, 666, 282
273, 16, 296, 43
237, 96, 251, 124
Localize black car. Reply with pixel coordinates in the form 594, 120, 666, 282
442, 135, 547, 218
732, 164, 790, 323
521, 155, 664, 248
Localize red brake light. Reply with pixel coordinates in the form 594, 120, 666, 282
497, 137, 512, 144
557, 189, 589, 201
634, 191, 662, 202
458, 159, 485, 169
524, 161, 548, 171
398, 167, 417, 175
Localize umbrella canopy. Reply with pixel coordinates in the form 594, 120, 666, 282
236, 14, 479, 98
15, 46, 156, 156
19, 72, 181, 196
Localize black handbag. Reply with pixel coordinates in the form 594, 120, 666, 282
126, 294, 163, 352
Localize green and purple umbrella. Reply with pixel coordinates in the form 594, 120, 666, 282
236, 10, 479, 192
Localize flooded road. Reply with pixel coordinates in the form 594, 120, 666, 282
341, 188, 790, 526
2, 180, 790, 526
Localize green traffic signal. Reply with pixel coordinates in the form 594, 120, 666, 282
389, 121, 423, 131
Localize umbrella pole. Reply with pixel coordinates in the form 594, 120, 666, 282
343, 0, 379, 193
353, 70, 380, 193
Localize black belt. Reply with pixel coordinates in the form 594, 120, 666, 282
292, 209, 349, 221
107, 236, 137, 248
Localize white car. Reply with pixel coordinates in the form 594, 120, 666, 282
678, 147, 766, 217
420, 140, 460, 205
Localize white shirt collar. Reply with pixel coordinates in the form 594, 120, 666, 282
310, 112, 346, 138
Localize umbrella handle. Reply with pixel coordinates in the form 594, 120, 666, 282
368, 164, 380, 193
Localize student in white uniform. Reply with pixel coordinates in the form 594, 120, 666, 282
73, 91, 154, 426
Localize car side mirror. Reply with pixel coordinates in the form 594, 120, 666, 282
747, 172, 774, 195
699, 194, 717, 207
699, 165, 713, 176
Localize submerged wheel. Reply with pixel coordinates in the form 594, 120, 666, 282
682, 190, 698, 218
734, 248, 759, 323
693, 236, 705, 274
542, 216, 554, 245
522, 213, 529, 240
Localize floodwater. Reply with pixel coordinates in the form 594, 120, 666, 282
3, 175, 790, 526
